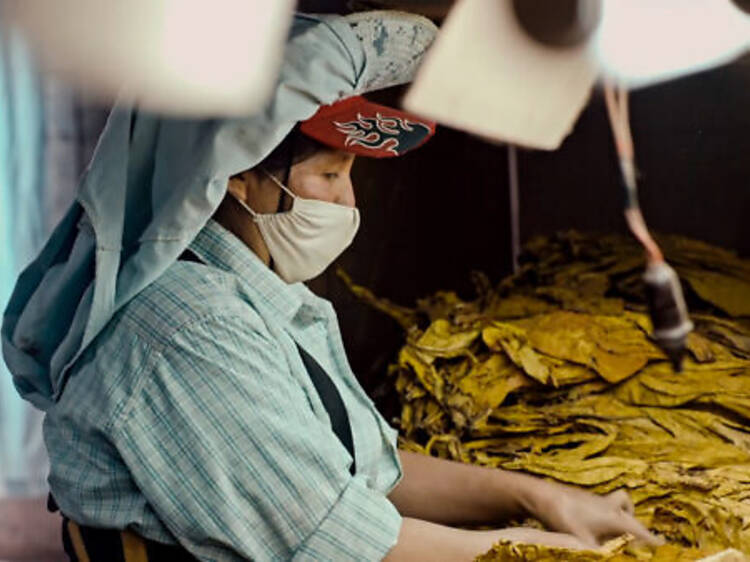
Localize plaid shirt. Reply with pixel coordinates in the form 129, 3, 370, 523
43, 220, 403, 561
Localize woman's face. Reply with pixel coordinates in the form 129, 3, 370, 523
286, 148, 357, 207
227, 147, 357, 216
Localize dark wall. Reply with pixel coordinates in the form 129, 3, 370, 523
308, 60, 750, 392
518, 59, 750, 252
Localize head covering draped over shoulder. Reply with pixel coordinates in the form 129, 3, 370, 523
1, 12, 438, 410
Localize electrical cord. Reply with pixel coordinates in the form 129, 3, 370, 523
603, 81, 693, 371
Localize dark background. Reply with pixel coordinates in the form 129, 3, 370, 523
300, 0, 750, 392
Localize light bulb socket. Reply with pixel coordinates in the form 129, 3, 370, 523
512, 0, 602, 48
643, 262, 694, 372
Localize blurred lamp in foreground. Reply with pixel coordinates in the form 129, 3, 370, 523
595, 0, 750, 90
405, 0, 750, 149
404, 0, 599, 150
3, 0, 295, 117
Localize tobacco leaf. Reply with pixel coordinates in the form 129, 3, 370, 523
343, 230, 750, 560
679, 268, 750, 318
411, 318, 480, 360
511, 311, 663, 383
483, 323, 552, 384
456, 354, 530, 411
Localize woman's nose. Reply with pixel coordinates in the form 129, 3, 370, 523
337, 176, 356, 208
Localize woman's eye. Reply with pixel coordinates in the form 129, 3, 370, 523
323, 172, 339, 180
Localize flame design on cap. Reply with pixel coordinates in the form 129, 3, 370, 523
334, 113, 432, 156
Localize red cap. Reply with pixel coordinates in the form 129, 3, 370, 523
299, 95, 436, 158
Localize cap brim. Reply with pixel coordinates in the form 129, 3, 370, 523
300, 95, 436, 158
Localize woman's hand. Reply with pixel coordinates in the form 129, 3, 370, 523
384, 519, 594, 562
390, 451, 661, 550
493, 527, 595, 550
519, 480, 662, 548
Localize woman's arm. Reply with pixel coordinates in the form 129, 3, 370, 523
389, 451, 661, 547
384, 518, 591, 561
388, 451, 533, 525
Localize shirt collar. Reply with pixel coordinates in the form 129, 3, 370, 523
189, 219, 323, 325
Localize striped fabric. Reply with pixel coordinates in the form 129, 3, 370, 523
43, 220, 403, 561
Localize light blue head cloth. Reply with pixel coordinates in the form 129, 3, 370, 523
2, 12, 437, 410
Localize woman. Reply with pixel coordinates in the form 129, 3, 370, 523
2, 11, 658, 561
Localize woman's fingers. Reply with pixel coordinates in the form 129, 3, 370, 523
609, 511, 664, 547
603, 490, 662, 545
607, 489, 635, 515
565, 526, 599, 549
552, 532, 598, 550
497, 528, 597, 550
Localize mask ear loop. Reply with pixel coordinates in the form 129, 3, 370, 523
261, 169, 297, 199
268, 128, 296, 271
276, 128, 297, 212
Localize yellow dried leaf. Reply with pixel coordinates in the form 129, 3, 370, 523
344, 229, 750, 559
457, 355, 529, 411
512, 311, 663, 383
483, 323, 551, 384
412, 318, 480, 360
486, 294, 556, 319
679, 268, 750, 318
501, 456, 648, 486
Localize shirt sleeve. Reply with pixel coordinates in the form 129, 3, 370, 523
112, 311, 401, 562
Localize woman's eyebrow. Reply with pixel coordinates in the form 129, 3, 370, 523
327, 150, 353, 164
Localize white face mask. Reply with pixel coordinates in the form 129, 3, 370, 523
231, 169, 360, 284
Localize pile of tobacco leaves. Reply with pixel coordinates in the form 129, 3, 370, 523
340, 231, 750, 561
